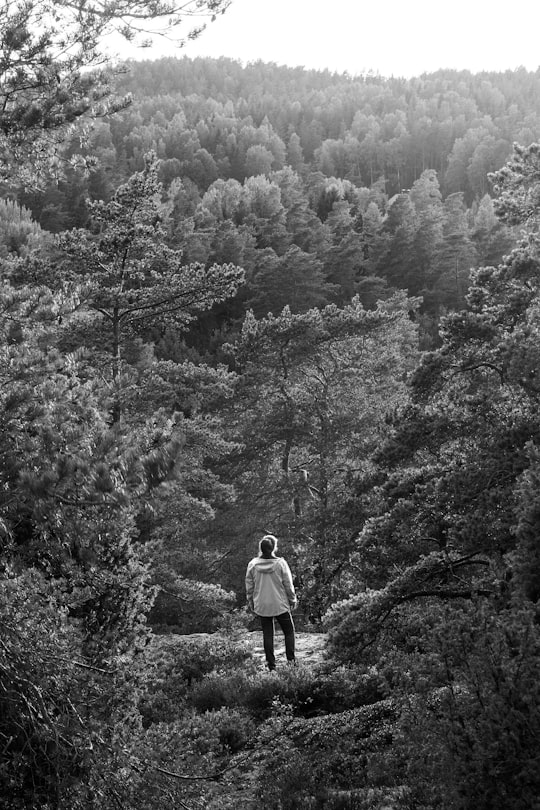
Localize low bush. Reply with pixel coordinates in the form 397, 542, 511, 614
307, 663, 388, 714
189, 660, 387, 718
253, 702, 399, 809
189, 663, 312, 715
139, 632, 252, 726
189, 663, 284, 716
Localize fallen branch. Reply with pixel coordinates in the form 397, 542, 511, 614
61, 658, 116, 675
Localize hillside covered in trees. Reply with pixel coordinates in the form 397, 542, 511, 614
17, 58, 536, 340
2, 23, 540, 808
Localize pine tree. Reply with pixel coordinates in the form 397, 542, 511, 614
410, 169, 444, 294
323, 199, 365, 301
247, 244, 336, 316
377, 192, 418, 291
433, 191, 477, 311
222, 292, 420, 616
54, 153, 243, 423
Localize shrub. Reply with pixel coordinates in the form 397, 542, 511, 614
93, 707, 255, 810
149, 579, 237, 633
139, 632, 252, 726
253, 702, 399, 809
189, 663, 281, 715
307, 663, 387, 714
393, 604, 540, 810
189, 660, 387, 719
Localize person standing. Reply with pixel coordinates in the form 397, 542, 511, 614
245, 534, 298, 671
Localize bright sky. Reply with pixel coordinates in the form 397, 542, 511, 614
113, 0, 540, 79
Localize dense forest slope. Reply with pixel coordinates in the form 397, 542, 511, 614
17, 58, 538, 342
115, 58, 540, 199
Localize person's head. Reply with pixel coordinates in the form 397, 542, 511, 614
259, 534, 278, 558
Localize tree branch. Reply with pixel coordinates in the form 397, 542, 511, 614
452, 361, 505, 382
399, 587, 494, 602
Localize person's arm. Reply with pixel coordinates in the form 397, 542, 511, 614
281, 559, 298, 610
245, 562, 255, 611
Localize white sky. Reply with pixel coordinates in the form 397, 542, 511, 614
112, 0, 540, 79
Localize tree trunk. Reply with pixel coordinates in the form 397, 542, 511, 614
111, 307, 121, 425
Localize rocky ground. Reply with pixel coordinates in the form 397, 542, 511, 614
244, 630, 327, 667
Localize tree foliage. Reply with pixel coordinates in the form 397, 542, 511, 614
215, 292, 420, 614
0, 148, 243, 802
52, 152, 243, 422
0, 1, 229, 184
325, 141, 540, 806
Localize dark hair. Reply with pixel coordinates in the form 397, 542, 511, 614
259, 534, 277, 558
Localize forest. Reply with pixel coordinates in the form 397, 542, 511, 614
2, 2, 540, 808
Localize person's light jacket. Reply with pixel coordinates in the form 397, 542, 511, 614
245, 555, 297, 617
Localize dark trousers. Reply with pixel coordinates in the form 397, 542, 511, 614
259, 611, 295, 669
